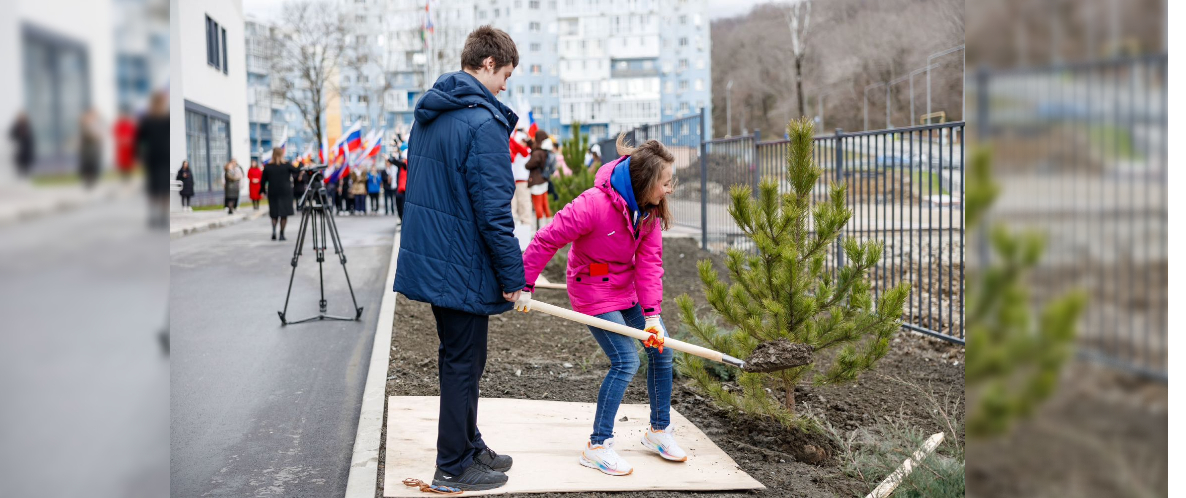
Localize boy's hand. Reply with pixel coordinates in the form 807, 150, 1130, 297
503, 290, 522, 303
513, 291, 533, 312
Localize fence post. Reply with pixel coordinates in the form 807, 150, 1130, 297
699, 108, 708, 251
975, 65, 990, 270
834, 128, 845, 268
751, 129, 761, 199
640, 123, 650, 143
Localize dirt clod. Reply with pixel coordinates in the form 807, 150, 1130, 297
744, 339, 814, 373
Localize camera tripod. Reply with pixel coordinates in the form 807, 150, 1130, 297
278, 167, 364, 325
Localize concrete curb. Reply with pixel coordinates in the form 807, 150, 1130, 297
169, 210, 268, 239
344, 228, 400, 498
0, 183, 129, 227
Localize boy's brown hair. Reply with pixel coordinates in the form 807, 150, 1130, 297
461, 26, 519, 71
615, 133, 674, 231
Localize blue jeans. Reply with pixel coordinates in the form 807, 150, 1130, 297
587, 303, 673, 444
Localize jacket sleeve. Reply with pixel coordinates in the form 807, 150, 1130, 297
634, 221, 664, 316
465, 120, 526, 294
258, 169, 268, 195
524, 149, 544, 171
509, 138, 530, 159
521, 192, 593, 291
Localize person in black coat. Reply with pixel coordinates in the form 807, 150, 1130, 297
8, 112, 34, 177
175, 160, 195, 209
258, 147, 299, 240
139, 92, 172, 228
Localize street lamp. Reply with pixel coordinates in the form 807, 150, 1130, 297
926, 44, 965, 118
726, 80, 733, 137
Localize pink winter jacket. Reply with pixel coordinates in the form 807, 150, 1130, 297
521, 156, 663, 317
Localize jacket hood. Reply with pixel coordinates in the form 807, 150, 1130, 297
414, 71, 519, 131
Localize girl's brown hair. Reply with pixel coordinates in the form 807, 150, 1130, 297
615, 133, 674, 230
271, 147, 284, 165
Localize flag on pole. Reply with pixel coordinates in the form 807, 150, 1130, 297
527, 110, 538, 139
365, 128, 386, 158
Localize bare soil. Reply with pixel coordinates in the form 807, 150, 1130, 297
379, 237, 965, 497
965, 361, 1167, 498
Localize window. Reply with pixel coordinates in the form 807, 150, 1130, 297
185, 104, 231, 195
678, 37, 688, 47
679, 15, 686, 24
678, 80, 688, 91
529, 22, 540, 31
360, 75, 369, 83
679, 102, 689, 114
356, 15, 366, 22
550, 106, 558, 118
221, 27, 227, 74
664, 81, 673, 93
696, 58, 705, 70
356, 35, 366, 44
206, 16, 221, 70
530, 42, 540, 52
678, 59, 687, 70
514, 0, 521, 8
344, 75, 352, 84
531, 85, 542, 95
516, 85, 525, 95
694, 78, 703, 90
550, 85, 557, 96
359, 95, 369, 104
529, 0, 539, 8
531, 64, 541, 74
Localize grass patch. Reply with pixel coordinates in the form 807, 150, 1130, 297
827, 376, 965, 497
911, 171, 950, 195
1088, 125, 1140, 160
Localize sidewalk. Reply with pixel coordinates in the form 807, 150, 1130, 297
0, 180, 133, 226
169, 207, 268, 239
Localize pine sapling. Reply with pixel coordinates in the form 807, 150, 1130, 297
963, 148, 1086, 437
676, 117, 910, 427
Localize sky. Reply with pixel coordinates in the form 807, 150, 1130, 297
244, 0, 794, 23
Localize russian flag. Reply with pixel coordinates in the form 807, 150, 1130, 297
527, 110, 538, 139
344, 128, 363, 153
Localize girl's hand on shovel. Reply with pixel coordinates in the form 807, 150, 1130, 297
643, 316, 666, 353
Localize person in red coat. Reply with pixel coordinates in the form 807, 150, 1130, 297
247, 159, 263, 210
112, 109, 137, 182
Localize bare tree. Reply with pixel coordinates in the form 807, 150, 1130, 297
267, 0, 354, 148
784, 0, 812, 120
344, 42, 394, 140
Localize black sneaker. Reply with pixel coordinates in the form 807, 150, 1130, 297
432, 462, 507, 491
474, 447, 513, 472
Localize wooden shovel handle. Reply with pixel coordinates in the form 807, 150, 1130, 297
528, 300, 745, 368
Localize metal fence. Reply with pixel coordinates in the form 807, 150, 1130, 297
602, 112, 965, 344
975, 54, 1168, 379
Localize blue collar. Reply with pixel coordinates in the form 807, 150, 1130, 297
610, 157, 641, 230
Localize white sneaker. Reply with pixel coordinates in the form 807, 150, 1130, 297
641, 425, 688, 462
579, 438, 633, 476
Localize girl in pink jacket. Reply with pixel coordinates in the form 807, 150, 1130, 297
515, 135, 684, 476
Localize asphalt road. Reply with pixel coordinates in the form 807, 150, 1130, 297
0, 194, 170, 497
170, 209, 397, 497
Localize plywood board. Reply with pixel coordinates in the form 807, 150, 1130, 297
384, 396, 765, 496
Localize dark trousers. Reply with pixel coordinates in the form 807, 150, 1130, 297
180, 194, 192, 207
225, 197, 238, 213
369, 192, 380, 212
383, 190, 396, 214
431, 305, 490, 476
396, 193, 406, 220
354, 195, 366, 213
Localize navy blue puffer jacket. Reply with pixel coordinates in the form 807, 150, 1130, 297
393, 71, 524, 315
